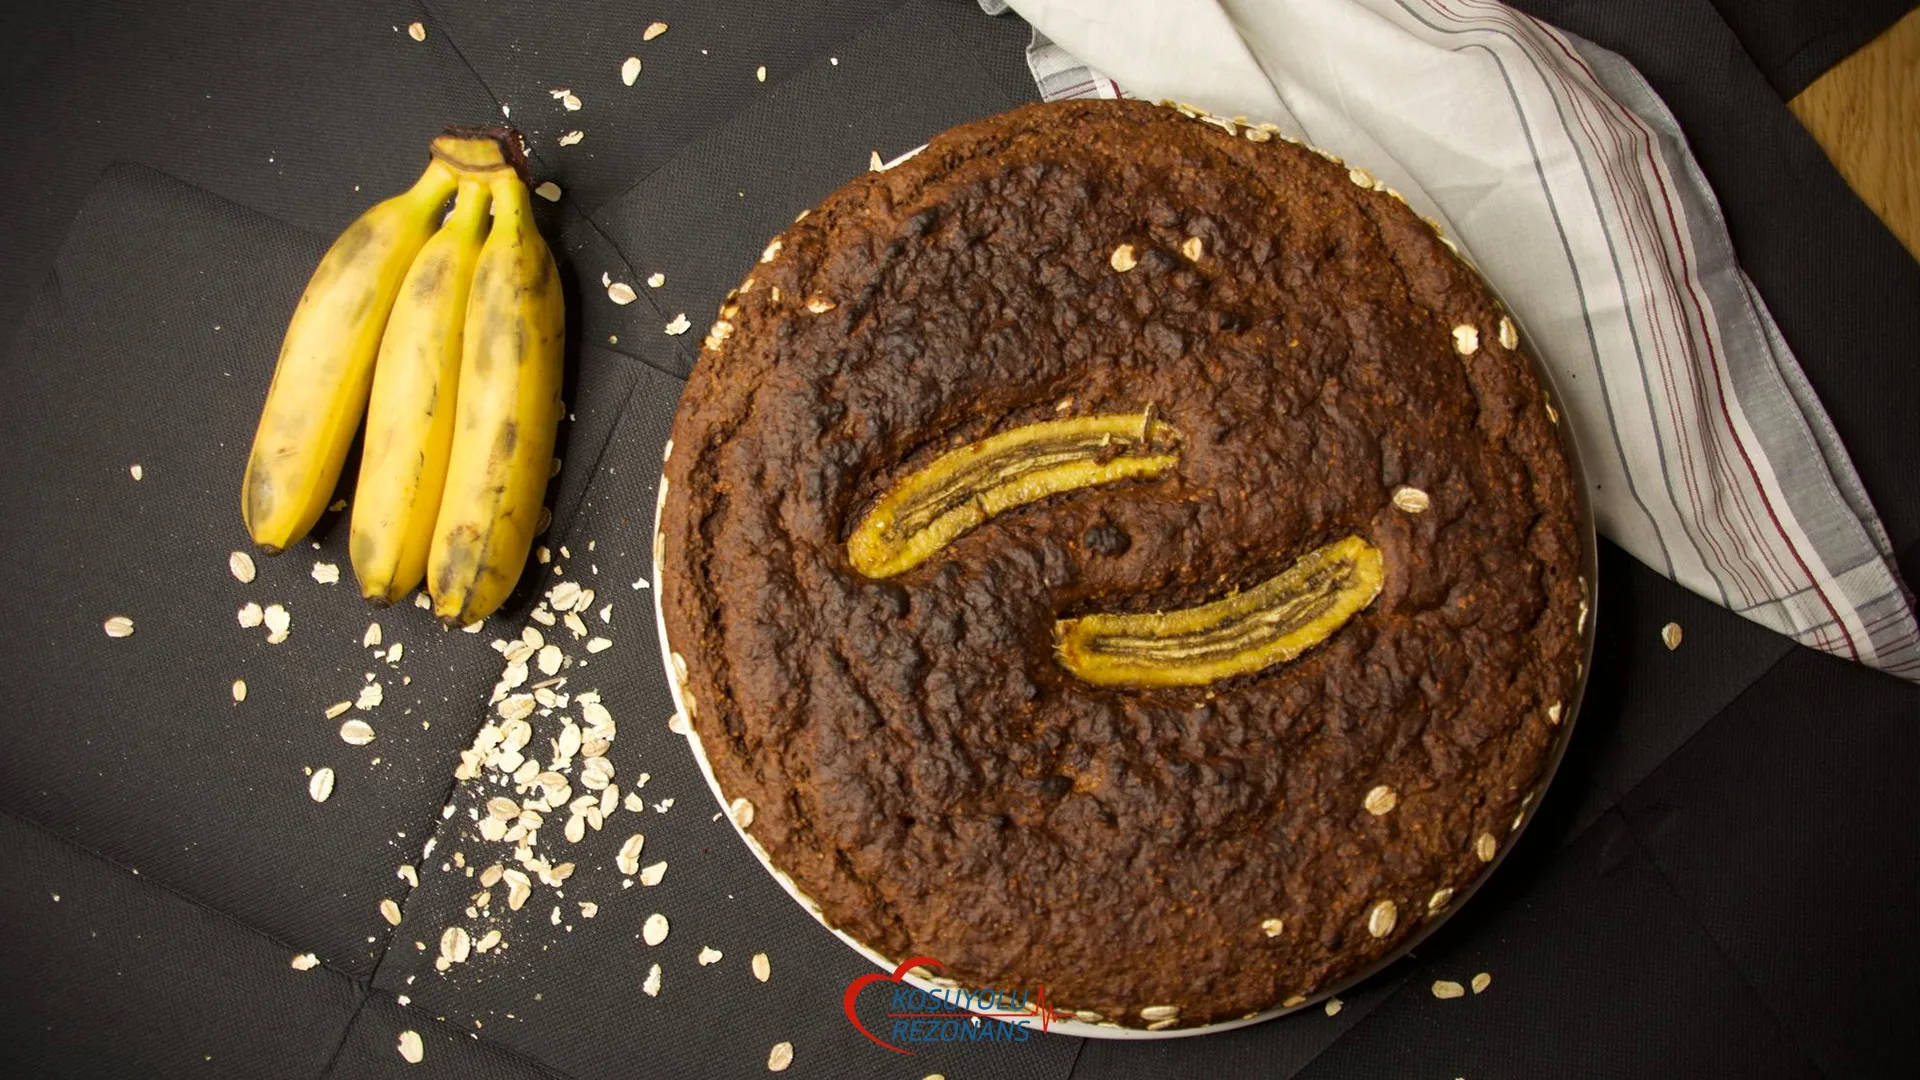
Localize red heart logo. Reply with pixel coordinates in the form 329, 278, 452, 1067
842, 956, 944, 1054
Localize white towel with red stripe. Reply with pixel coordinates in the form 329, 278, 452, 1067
979, 0, 1920, 679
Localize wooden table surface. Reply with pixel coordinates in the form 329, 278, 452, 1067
1789, 8, 1919, 259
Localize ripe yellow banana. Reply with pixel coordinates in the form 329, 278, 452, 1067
349, 176, 493, 604
241, 155, 460, 553
426, 172, 565, 624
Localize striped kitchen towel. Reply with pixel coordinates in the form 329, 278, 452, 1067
979, 0, 1920, 680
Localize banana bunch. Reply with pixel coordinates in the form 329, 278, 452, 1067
241, 128, 564, 624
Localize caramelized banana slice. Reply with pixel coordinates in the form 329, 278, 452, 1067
847, 412, 1182, 579
1056, 536, 1383, 688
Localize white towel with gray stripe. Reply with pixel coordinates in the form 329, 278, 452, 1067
979, 0, 1920, 679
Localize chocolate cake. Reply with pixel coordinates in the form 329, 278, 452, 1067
657, 99, 1586, 1030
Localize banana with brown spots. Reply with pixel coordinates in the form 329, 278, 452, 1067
425, 171, 565, 624
241, 153, 460, 553
350, 173, 494, 603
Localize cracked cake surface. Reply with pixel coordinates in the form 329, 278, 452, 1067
658, 99, 1583, 1028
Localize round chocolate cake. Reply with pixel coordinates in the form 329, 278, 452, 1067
657, 99, 1586, 1029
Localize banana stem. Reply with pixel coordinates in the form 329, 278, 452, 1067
430, 126, 530, 185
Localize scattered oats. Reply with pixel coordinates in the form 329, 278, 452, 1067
397, 1029, 424, 1064
340, 719, 376, 746
622, 56, 642, 85
232, 679, 247, 703
1431, 979, 1466, 1000
362, 622, 382, 648
868, 149, 885, 171
229, 551, 257, 583
767, 1041, 793, 1072
1391, 486, 1430, 513
1472, 971, 1491, 993
537, 643, 564, 676
643, 962, 662, 996
638, 861, 667, 887
1364, 785, 1398, 816
328, 499, 348, 512
756, 65, 767, 82
398, 864, 419, 888
646, 272, 665, 288
1324, 998, 1343, 1016
263, 604, 291, 641
562, 92, 582, 111
290, 952, 319, 971
414, 593, 432, 610
564, 611, 589, 638
380, 898, 402, 926
729, 797, 755, 828
129, 463, 143, 480
752, 952, 771, 982
1180, 236, 1204, 261
564, 813, 586, 844
1661, 622, 1683, 650
103, 615, 135, 638
356, 682, 384, 709
643, 20, 668, 40
598, 603, 613, 624
616, 833, 646, 876
1475, 832, 1498, 862
1428, 887, 1454, 914
1452, 324, 1480, 356
531, 605, 556, 626
1109, 243, 1137, 272
698, 946, 723, 966
1139, 1005, 1180, 1022
558, 130, 584, 147
324, 700, 352, 720
625, 792, 646, 813
1366, 899, 1397, 938
550, 904, 563, 926
475, 928, 502, 953
668, 712, 692, 736
440, 926, 472, 964
643, 912, 669, 946
308, 768, 336, 803
534, 181, 562, 202
238, 602, 264, 628
406, 21, 426, 42
607, 282, 637, 305
1547, 701, 1563, 725
311, 562, 340, 585
386, 641, 403, 663
498, 694, 535, 722
804, 297, 836, 314
479, 864, 504, 888
1260, 918, 1285, 937
664, 313, 691, 335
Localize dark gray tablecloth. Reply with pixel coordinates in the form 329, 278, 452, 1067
1, 2, 1913, 1077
